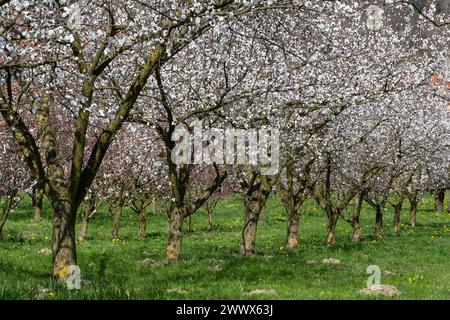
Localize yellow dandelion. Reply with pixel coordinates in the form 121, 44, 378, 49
57, 266, 67, 279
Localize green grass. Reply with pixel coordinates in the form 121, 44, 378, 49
0, 195, 449, 300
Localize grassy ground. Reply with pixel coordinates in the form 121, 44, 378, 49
0, 195, 449, 300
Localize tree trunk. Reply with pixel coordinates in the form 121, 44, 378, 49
34, 207, 42, 221
0, 206, 8, 240
51, 200, 77, 280
240, 199, 259, 256
326, 211, 338, 245
79, 195, 97, 241
286, 210, 300, 249
352, 192, 364, 242
409, 196, 418, 227
352, 218, 361, 242
240, 171, 271, 256
138, 208, 147, 237
207, 209, 213, 230
259, 205, 266, 223
0, 193, 15, 241
166, 206, 184, 262
281, 157, 302, 249
374, 204, 383, 237
285, 198, 300, 249
434, 189, 445, 213
131, 198, 147, 237
152, 196, 157, 215
111, 201, 123, 240
393, 202, 403, 234
79, 213, 89, 241
32, 185, 44, 220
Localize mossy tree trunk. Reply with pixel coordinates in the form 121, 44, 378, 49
241, 197, 260, 256
389, 183, 408, 235
364, 195, 387, 238
131, 196, 149, 238
352, 191, 364, 242
165, 175, 227, 262
138, 208, 147, 237
282, 159, 299, 249
279, 153, 314, 249
167, 205, 185, 262
434, 188, 445, 213
408, 191, 419, 227
79, 192, 97, 241
110, 199, 124, 240
325, 208, 339, 246
374, 204, 383, 237
0, 191, 16, 240
285, 202, 300, 249
240, 170, 272, 256
32, 182, 44, 220
280, 159, 309, 249
37, 93, 79, 280
51, 199, 77, 279
207, 208, 213, 230
203, 194, 219, 231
